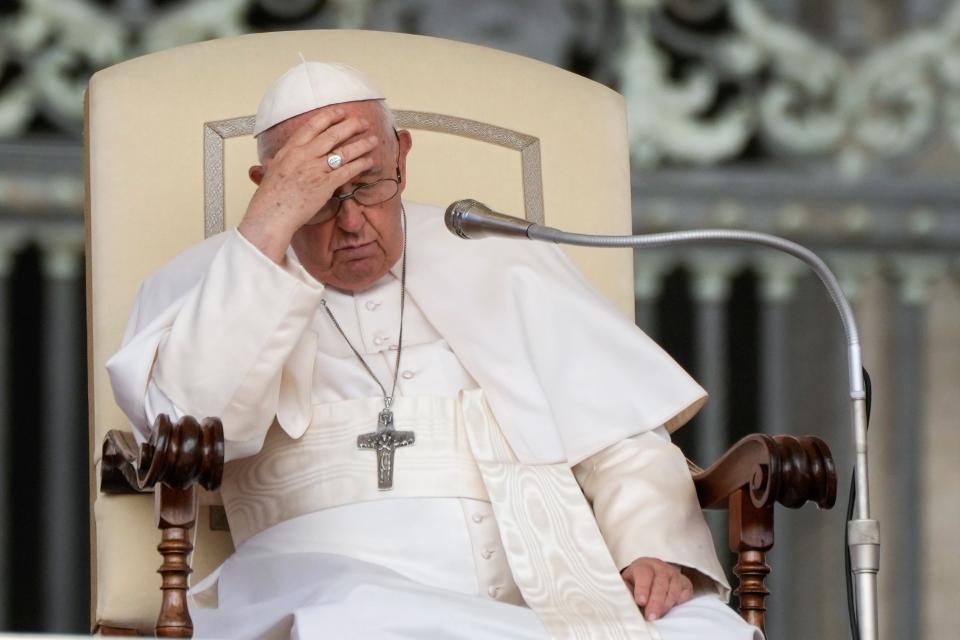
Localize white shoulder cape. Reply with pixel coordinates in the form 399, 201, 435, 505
109, 201, 706, 465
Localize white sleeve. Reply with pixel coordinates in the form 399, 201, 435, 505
573, 428, 731, 600
107, 230, 325, 461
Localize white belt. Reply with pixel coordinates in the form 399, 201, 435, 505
220, 395, 490, 546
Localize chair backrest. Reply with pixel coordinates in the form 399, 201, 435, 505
86, 29, 634, 632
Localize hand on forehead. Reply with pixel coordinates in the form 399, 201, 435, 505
263, 101, 392, 162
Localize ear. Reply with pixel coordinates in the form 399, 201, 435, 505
248, 165, 265, 185
396, 129, 413, 193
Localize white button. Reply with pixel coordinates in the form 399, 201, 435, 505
388, 344, 399, 351
471, 513, 485, 523
487, 586, 501, 598
481, 549, 495, 560
365, 300, 380, 310
401, 370, 415, 379
373, 336, 385, 345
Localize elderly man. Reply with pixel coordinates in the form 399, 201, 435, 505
107, 62, 760, 639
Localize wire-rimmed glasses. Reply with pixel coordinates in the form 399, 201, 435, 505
319, 137, 403, 219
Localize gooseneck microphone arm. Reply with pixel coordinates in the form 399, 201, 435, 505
445, 198, 880, 640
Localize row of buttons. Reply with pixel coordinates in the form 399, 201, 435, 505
361, 296, 391, 352
471, 510, 505, 600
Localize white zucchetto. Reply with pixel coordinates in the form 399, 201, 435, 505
253, 61, 386, 137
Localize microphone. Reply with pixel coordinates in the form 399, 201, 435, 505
443, 198, 880, 640
444, 199, 535, 239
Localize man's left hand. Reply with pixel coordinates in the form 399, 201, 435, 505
620, 557, 693, 621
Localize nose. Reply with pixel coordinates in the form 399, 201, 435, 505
336, 198, 366, 233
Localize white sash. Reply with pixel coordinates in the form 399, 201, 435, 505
461, 390, 656, 640
220, 395, 490, 546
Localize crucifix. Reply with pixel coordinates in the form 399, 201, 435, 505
357, 408, 415, 490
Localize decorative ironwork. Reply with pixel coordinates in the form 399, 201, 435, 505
0, 0, 359, 138
620, 0, 960, 177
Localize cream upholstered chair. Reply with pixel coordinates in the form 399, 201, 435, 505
86, 30, 835, 636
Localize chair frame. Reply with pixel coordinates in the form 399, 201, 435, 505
97, 416, 835, 637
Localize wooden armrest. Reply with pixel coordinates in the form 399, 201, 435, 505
101, 415, 225, 494
690, 434, 837, 634
692, 433, 837, 511
99, 415, 225, 638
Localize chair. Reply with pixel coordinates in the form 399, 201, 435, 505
85, 30, 836, 636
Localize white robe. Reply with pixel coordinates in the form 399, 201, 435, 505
107, 201, 760, 639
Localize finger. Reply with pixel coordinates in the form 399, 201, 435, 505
630, 564, 655, 607
664, 575, 688, 613
327, 155, 376, 187
328, 134, 379, 169
303, 117, 371, 157
645, 571, 671, 621
296, 155, 377, 228
286, 108, 348, 147
677, 576, 694, 605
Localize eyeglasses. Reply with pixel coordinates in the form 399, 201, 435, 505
319, 134, 402, 219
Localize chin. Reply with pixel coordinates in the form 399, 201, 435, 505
331, 265, 388, 292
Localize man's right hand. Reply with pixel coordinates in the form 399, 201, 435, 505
238, 108, 380, 263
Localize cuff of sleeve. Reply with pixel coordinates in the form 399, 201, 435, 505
154, 230, 325, 444
574, 433, 731, 601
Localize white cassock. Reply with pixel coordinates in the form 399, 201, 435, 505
107, 201, 762, 639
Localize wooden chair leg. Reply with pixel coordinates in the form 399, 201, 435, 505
734, 549, 771, 631
728, 489, 774, 634
155, 485, 197, 638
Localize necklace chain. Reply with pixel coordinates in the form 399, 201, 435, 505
320, 205, 407, 408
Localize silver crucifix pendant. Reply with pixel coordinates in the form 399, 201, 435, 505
357, 408, 415, 490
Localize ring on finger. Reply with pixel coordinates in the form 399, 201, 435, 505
327, 153, 343, 169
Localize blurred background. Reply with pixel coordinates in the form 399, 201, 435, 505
0, 0, 958, 637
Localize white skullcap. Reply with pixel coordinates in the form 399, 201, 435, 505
253, 61, 386, 137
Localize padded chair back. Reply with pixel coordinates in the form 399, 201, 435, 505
86, 29, 634, 631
